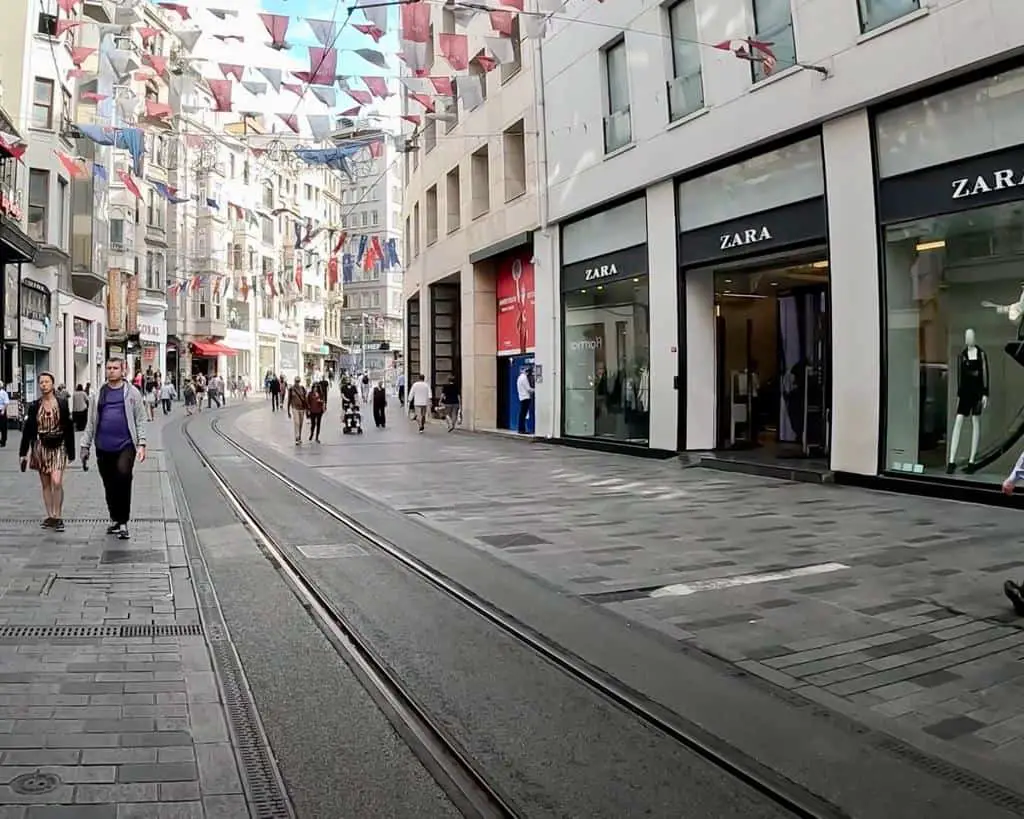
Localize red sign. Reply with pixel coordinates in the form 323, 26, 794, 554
496, 251, 535, 355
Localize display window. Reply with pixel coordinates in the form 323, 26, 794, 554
884, 199, 1024, 483
563, 276, 650, 444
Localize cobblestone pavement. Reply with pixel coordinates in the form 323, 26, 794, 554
0, 415, 249, 818
236, 400, 1024, 789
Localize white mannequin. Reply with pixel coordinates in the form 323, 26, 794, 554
947, 328, 986, 473
981, 286, 1024, 322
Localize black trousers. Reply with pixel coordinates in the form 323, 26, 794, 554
0, 417, 6, 447
73, 410, 87, 431
96, 446, 136, 525
271, 393, 281, 411
518, 398, 532, 434
373, 405, 386, 428
308, 413, 322, 440
161, 399, 171, 414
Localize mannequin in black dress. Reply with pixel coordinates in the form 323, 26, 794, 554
947, 328, 989, 474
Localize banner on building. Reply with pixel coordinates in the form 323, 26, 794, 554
106, 269, 123, 333
495, 251, 535, 355
126, 274, 139, 336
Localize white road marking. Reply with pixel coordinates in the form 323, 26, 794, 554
591, 478, 624, 487
649, 562, 849, 599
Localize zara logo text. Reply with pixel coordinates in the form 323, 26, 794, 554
951, 169, 1024, 200
720, 226, 772, 250
584, 263, 618, 282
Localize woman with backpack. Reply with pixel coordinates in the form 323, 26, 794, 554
19, 372, 76, 531
307, 383, 325, 443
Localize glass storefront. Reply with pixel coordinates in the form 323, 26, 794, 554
564, 275, 650, 443
878, 66, 1024, 486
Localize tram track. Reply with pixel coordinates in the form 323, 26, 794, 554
183, 415, 846, 819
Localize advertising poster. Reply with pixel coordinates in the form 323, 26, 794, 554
496, 252, 535, 355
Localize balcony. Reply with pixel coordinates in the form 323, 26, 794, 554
603, 108, 632, 154
189, 315, 227, 339
82, 0, 115, 24
145, 221, 167, 246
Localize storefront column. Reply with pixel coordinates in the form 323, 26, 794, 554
646, 181, 679, 451
532, 229, 558, 440
684, 269, 715, 449
462, 264, 497, 431
823, 111, 880, 476
417, 286, 431, 385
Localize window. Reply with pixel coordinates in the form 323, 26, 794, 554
405, 215, 411, 262
27, 170, 48, 243
470, 52, 489, 105
751, 0, 796, 81
261, 216, 273, 245
32, 78, 54, 129
262, 181, 274, 209
603, 40, 631, 153
424, 118, 437, 153
426, 185, 438, 245
361, 211, 368, 227
372, 292, 380, 308
110, 218, 125, 248
413, 202, 420, 256
859, 0, 920, 32
37, 10, 57, 36
146, 189, 164, 229
371, 210, 379, 226
667, 1, 704, 121
503, 120, 527, 201
471, 146, 489, 219
446, 167, 461, 233
501, 16, 522, 83
443, 87, 459, 134
57, 177, 67, 250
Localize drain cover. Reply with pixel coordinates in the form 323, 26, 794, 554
10, 772, 61, 794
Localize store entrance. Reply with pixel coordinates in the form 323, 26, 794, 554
714, 256, 831, 460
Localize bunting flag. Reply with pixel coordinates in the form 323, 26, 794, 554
438, 34, 469, 71
158, 3, 190, 20
363, 77, 390, 99
56, 19, 82, 36
282, 82, 304, 97
190, 274, 201, 292
475, 54, 498, 73
308, 47, 338, 85
56, 0, 78, 13
354, 49, 389, 70
70, 47, 95, 68
144, 100, 172, 119
118, 170, 142, 200
333, 231, 347, 255
240, 276, 249, 302
219, 64, 244, 82
408, 93, 435, 113
2, 132, 28, 162
55, 151, 88, 179
208, 79, 233, 112
345, 89, 372, 106
92, 163, 107, 182
327, 256, 339, 288
295, 256, 303, 290
259, 12, 289, 48
306, 18, 337, 48
489, 10, 516, 37
714, 38, 778, 75
430, 76, 454, 96
141, 54, 168, 75
278, 114, 300, 134
353, 24, 384, 43
151, 181, 189, 204
138, 26, 159, 44
342, 254, 353, 284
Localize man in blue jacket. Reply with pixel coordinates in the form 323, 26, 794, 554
80, 359, 148, 541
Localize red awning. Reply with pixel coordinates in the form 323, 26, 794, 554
191, 341, 237, 357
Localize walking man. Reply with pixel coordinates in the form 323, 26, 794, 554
441, 376, 460, 432
80, 359, 147, 541
396, 372, 405, 408
408, 373, 431, 433
286, 376, 308, 445
516, 365, 535, 435
269, 373, 282, 412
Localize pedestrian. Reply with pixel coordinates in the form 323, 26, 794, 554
268, 372, 282, 411
361, 371, 371, 404
159, 379, 176, 415
19, 372, 75, 532
80, 359, 147, 541
286, 376, 308, 445
183, 379, 197, 415
516, 365, 535, 435
408, 373, 431, 433
72, 384, 88, 431
396, 371, 405, 408
372, 380, 387, 429
1002, 457, 1024, 614
0, 382, 11, 448
145, 383, 158, 421
441, 375, 460, 433
194, 372, 205, 412
307, 382, 325, 442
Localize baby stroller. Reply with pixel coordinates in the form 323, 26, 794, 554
341, 395, 363, 435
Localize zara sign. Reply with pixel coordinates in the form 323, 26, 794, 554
561, 244, 647, 292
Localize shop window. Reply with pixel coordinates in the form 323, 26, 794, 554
563, 277, 650, 445
603, 38, 631, 153
750, 0, 796, 81
27, 169, 48, 243
446, 166, 461, 233
883, 199, 1024, 484
32, 78, 54, 129
503, 120, 526, 201
667, 0, 704, 122
471, 146, 489, 219
859, 0, 920, 32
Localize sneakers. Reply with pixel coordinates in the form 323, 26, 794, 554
106, 522, 120, 535
117, 525, 130, 540
54, 519, 65, 532
41, 517, 54, 529
1004, 580, 1024, 616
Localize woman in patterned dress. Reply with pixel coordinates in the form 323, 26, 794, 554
18, 372, 75, 531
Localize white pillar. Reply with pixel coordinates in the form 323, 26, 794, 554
646, 181, 679, 451
823, 111, 880, 476
685, 268, 716, 450
533, 228, 560, 440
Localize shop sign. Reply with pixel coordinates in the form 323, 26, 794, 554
138, 321, 163, 343
73, 318, 89, 352
879, 144, 1024, 224
21, 316, 50, 347
258, 334, 276, 345
561, 244, 648, 292
678, 197, 826, 268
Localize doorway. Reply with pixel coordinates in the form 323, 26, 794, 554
714, 257, 830, 459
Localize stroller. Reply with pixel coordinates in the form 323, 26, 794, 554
341, 395, 363, 435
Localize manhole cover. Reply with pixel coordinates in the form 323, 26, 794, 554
10, 771, 61, 794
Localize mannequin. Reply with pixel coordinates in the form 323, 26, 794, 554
982, 286, 1024, 366
947, 328, 989, 474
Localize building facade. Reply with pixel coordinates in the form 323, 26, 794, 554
401, 2, 540, 430
530, 0, 1024, 495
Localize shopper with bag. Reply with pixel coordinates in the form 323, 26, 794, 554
19, 372, 76, 531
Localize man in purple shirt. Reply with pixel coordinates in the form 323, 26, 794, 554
80, 359, 147, 540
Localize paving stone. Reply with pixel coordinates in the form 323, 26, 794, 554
158, 781, 201, 802
80, 750, 157, 765
194, 744, 242, 795
25, 807, 115, 819
117, 763, 197, 783
922, 715, 986, 740
202, 794, 249, 819
74, 784, 159, 804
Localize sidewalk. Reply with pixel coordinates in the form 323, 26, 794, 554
0, 415, 249, 818
233, 400, 1024, 792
